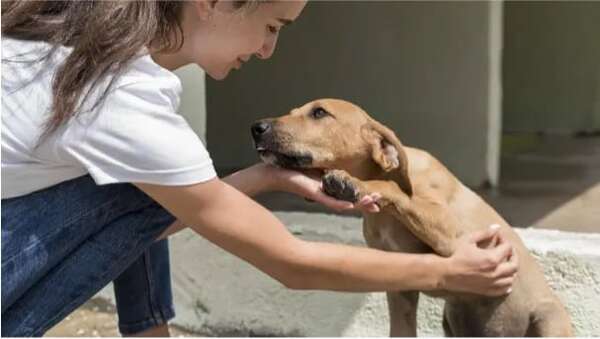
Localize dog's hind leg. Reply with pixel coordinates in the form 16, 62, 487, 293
526, 300, 574, 337
387, 291, 419, 337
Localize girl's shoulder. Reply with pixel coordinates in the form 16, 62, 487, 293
1, 37, 181, 97
111, 52, 182, 110
2, 37, 54, 56
119, 52, 181, 91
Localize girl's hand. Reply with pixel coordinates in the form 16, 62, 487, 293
441, 224, 519, 296
257, 163, 381, 213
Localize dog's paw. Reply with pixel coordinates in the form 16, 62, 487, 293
322, 170, 361, 203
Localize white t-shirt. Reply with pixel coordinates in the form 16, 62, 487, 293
1, 38, 217, 199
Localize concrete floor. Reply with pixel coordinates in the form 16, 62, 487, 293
255, 134, 600, 233
45, 298, 198, 337
478, 133, 600, 233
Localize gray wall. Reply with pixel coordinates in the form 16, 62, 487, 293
175, 65, 208, 143
503, 2, 600, 133
596, 66, 600, 129
207, 1, 502, 187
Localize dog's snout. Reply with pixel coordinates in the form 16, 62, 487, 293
251, 121, 272, 138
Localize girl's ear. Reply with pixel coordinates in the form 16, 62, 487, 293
192, 0, 216, 21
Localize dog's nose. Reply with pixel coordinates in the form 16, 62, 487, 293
251, 121, 271, 138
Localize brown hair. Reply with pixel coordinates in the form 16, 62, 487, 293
2, 1, 189, 139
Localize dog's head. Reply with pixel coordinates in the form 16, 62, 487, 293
251, 98, 412, 195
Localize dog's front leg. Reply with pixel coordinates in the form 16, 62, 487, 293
387, 291, 419, 337
323, 170, 459, 257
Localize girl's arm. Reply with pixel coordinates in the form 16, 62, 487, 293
136, 178, 517, 296
222, 163, 380, 212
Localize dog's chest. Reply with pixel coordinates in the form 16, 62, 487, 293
363, 213, 430, 253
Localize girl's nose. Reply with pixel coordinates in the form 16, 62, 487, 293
255, 36, 277, 60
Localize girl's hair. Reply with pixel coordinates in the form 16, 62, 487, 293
1, 0, 256, 138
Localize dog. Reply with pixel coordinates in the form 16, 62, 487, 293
251, 98, 573, 337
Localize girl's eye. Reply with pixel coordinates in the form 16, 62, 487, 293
267, 25, 279, 34
310, 107, 329, 119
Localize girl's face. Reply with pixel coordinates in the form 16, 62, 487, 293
182, 0, 307, 80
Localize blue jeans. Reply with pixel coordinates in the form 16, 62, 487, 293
1, 175, 176, 336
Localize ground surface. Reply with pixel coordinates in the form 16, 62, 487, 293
45, 299, 201, 337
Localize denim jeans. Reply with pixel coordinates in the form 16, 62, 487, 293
1, 175, 176, 336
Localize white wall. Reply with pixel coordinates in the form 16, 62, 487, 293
174, 65, 207, 143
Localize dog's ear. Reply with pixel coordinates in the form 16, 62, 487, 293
362, 119, 413, 196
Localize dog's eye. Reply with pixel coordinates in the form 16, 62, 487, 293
310, 107, 329, 120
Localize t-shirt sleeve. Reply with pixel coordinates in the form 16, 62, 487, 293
62, 79, 217, 186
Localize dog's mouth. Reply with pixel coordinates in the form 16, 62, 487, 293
255, 144, 314, 170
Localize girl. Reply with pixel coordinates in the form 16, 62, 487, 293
1, 1, 517, 336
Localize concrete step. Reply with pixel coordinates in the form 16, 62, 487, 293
97, 212, 600, 336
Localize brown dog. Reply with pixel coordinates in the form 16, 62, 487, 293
251, 98, 573, 337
